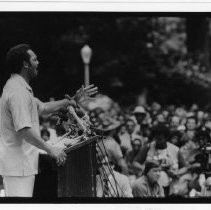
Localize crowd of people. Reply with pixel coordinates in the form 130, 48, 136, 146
38, 94, 211, 198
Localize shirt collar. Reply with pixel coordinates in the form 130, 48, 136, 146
11, 74, 33, 93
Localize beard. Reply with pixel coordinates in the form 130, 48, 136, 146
29, 67, 38, 80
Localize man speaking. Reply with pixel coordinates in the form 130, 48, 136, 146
0, 44, 97, 197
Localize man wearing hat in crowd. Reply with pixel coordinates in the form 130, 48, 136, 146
132, 160, 164, 197
96, 120, 129, 175
132, 106, 147, 136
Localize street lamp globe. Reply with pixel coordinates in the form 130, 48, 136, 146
81, 45, 92, 64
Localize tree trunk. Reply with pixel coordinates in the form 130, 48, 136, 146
186, 17, 210, 69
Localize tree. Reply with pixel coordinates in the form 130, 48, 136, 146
186, 17, 210, 69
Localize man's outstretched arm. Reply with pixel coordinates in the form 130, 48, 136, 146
41, 99, 76, 115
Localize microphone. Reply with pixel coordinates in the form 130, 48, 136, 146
67, 106, 87, 132
76, 109, 85, 118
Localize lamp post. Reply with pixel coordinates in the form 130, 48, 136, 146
81, 45, 92, 87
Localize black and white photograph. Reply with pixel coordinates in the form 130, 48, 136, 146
1, 11, 211, 203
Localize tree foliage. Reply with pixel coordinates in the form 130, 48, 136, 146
0, 14, 210, 107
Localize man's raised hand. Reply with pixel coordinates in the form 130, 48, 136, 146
74, 84, 98, 104
64, 84, 98, 107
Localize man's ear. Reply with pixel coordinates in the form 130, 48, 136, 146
23, 61, 29, 69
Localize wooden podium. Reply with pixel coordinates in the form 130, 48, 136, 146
33, 136, 99, 198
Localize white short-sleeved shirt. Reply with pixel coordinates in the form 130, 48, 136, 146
96, 170, 133, 197
0, 74, 45, 176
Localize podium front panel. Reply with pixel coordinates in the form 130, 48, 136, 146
57, 142, 96, 197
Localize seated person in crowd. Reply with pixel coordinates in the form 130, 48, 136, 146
41, 129, 50, 142
132, 160, 164, 197
169, 115, 180, 132
150, 102, 162, 117
169, 130, 182, 147
40, 116, 57, 142
181, 116, 197, 145
196, 111, 205, 128
162, 110, 170, 122
132, 141, 151, 177
97, 121, 129, 175
96, 156, 133, 197
145, 124, 179, 196
132, 106, 147, 135
178, 129, 206, 168
170, 130, 210, 196
48, 116, 58, 141
117, 118, 137, 155
204, 116, 211, 138
125, 136, 142, 177
153, 113, 166, 126
40, 117, 50, 130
